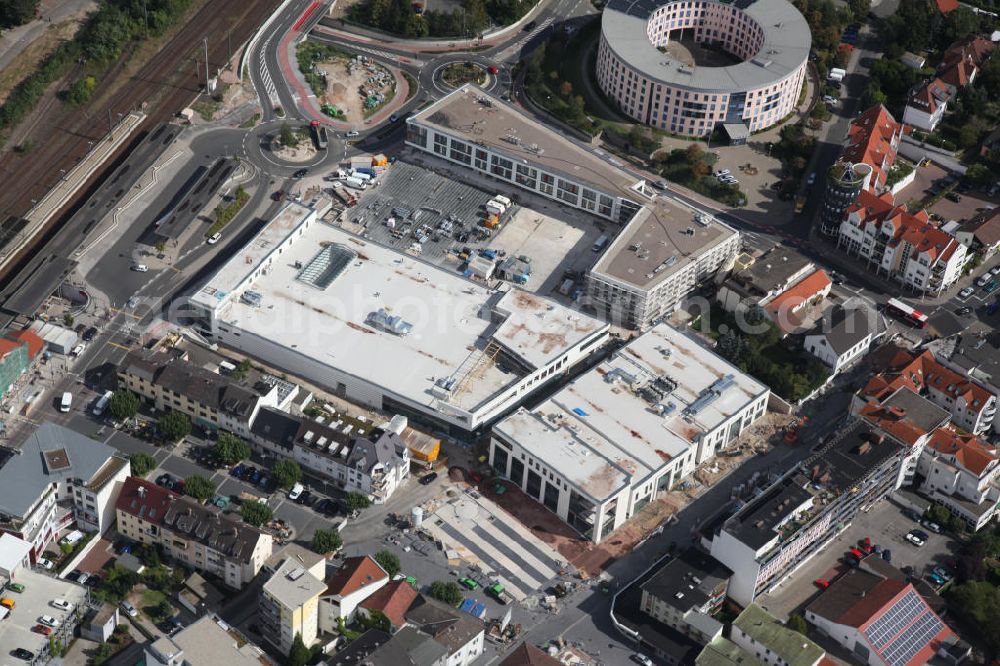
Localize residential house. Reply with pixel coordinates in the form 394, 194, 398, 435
498, 643, 563, 666
835, 190, 967, 294
249, 406, 301, 456
115, 477, 273, 589
639, 549, 731, 645
804, 301, 886, 374
259, 556, 326, 653
955, 207, 1000, 258
405, 595, 486, 666
904, 36, 993, 132
731, 604, 826, 666
705, 420, 906, 606
320, 627, 447, 665
0, 422, 130, 562
805, 567, 956, 666
118, 348, 286, 439
917, 427, 1000, 530
358, 580, 419, 633
319, 555, 389, 626
903, 78, 951, 131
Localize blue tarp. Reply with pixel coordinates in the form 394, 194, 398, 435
572, 407, 589, 417
460, 599, 475, 613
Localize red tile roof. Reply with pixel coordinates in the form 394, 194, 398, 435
115, 477, 178, 526
939, 57, 976, 88
927, 427, 997, 477
360, 580, 418, 627
324, 555, 387, 597
858, 401, 929, 446
942, 36, 995, 68
842, 105, 902, 192
909, 78, 951, 114
498, 643, 563, 666
935, 0, 959, 14
861, 349, 994, 415
836, 578, 910, 627
6, 330, 43, 359
764, 269, 832, 333
0, 339, 21, 359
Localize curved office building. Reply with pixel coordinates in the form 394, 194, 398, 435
596, 0, 811, 137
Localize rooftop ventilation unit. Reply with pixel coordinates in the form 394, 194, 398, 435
367, 308, 414, 336
241, 291, 262, 307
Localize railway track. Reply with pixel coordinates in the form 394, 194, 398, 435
0, 0, 280, 285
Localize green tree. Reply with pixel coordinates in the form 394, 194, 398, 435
273, 458, 302, 489
129, 452, 156, 477
48, 635, 63, 658
63, 313, 74, 327
95, 565, 138, 603
345, 491, 372, 512
241, 500, 273, 527
109, 389, 139, 421
787, 614, 808, 635
279, 122, 299, 148
158, 410, 191, 443
154, 598, 173, 621
213, 432, 251, 466
0, 0, 38, 29
311, 527, 342, 554
64, 75, 97, 105
374, 550, 401, 576
288, 632, 311, 666
183, 474, 216, 501
428, 580, 464, 606
948, 581, 1000, 657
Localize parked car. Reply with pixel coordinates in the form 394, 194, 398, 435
39, 615, 60, 628
32, 624, 53, 636
905, 532, 925, 547
249, 469, 262, 485
37, 557, 53, 570
5, 582, 24, 593
13, 648, 34, 660
419, 472, 438, 485
459, 577, 478, 590
231, 464, 247, 478
51, 599, 72, 611
946, 192, 962, 202
523, 20, 537, 31
120, 601, 138, 618
814, 579, 829, 589
956, 306, 973, 316
959, 286, 975, 299
130, 263, 148, 272
631, 655, 653, 666
881, 549, 892, 562
933, 566, 953, 582
806, 172, 817, 186
991, 265, 1000, 276
292, 168, 308, 179
207, 232, 222, 245
82, 326, 98, 341
912, 528, 930, 541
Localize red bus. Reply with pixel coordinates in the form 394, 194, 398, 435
885, 298, 928, 328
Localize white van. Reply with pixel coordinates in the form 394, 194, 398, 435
92, 390, 113, 417
288, 483, 304, 500
59, 392, 72, 413
60, 530, 84, 546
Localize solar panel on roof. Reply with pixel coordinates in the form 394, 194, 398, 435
864, 590, 925, 649
880, 609, 945, 666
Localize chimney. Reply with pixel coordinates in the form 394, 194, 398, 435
137, 486, 147, 499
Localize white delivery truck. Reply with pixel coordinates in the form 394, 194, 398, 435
343, 176, 367, 191
60, 392, 72, 413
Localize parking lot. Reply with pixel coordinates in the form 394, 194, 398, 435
338, 156, 606, 300
0, 569, 88, 662
759, 499, 956, 620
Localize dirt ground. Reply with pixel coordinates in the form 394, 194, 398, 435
316, 56, 394, 121
272, 132, 318, 162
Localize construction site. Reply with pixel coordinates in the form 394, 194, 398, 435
315, 52, 396, 120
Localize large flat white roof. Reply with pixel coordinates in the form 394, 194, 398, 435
208, 221, 606, 417
494, 323, 768, 501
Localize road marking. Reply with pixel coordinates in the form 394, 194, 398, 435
107, 341, 131, 351
108, 307, 141, 320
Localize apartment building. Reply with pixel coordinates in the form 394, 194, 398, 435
639, 550, 731, 646
917, 427, 1000, 530
259, 557, 326, 653
857, 345, 998, 436
491, 323, 769, 543
118, 348, 291, 439
405, 595, 486, 666
704, 420, 906, 606
0, 423, 129, 562
115, 478, 272, 589
405, 86, 739, 330
319, 555, 389, 625
835, 189, 967, 295
293, 417, 410, 504
146, 615, 271, 666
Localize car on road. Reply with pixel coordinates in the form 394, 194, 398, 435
120, 601, 138, 617
806, 172, 817, 186
458, 577, 478, 590
314, 498, 342, 516
652, 180, 667, 190
130, 263, 148, 272
207, 232, 222, 245
39, 615, 59, 628
631, 655, 653, 666
419, 472, 438, 485
959, 286, 975, 299
813, 579, 829, 589
956, 306, 973, 316
292, 168, 308, 179
272, 190, 285, 201
905, 532, 925, 547
13, 648, 34, 661
714, 169, 731, 177
345, 130, 360, 137
523, 20, 537, 31
5, 582, 24, 593
83, 326, 98, 341
389, 113, 400, 123
37, 557, 53, 570
488, 64, 500, 74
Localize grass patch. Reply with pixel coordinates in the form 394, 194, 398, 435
140, 588, 166, 608
655, 145, 745, 207
403, 71, 417, 101
192, 96, 221, 121
441, 62, 485, 88
0, 20, 82, 105
296, 41, 350, 97
239, 112, 261, 129
206, 185, 249, 237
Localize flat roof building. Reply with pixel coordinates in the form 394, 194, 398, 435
706, 420, 907, 606
406, 86, 739, 329
189, 204, 608, 435
491, 323, 769, 542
